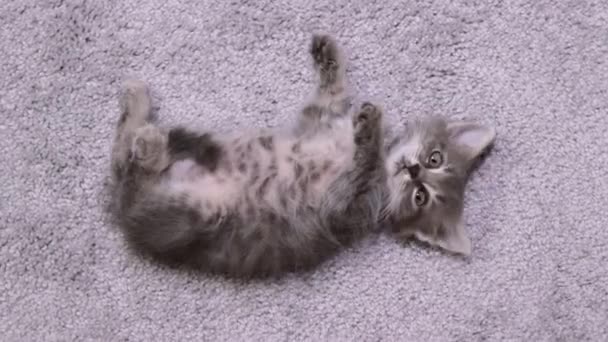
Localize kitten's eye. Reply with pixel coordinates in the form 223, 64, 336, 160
414, 187, 428, 207
427, 151, 443, 168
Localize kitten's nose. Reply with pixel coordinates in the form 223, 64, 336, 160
406, 164, 420, 179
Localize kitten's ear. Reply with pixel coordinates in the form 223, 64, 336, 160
414, 218, 471, 256
437, 218, 471, 256
447, 121, 496, 162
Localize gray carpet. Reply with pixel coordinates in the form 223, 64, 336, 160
2, 0, 607, 340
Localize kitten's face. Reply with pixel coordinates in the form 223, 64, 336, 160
385, 117, 495, 255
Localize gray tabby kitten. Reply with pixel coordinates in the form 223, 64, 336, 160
110, 35, 386, 278
110, 35, 495, 278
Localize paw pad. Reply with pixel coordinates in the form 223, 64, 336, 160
358, 102, 381, 123
131, 125, 165, 161
310, 34, 339, 67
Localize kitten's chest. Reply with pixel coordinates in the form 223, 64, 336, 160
298, 116, 355, 158
280, 118, 356, 194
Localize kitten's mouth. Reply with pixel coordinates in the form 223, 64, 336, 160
394, 157, 408, 176
393, 159, 420, 179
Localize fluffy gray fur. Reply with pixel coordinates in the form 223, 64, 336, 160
109, 35, 496, 278
110, 35, 386, 278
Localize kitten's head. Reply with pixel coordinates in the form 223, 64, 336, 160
384, 117, 495, 255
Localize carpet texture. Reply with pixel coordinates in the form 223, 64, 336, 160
2, 0, 607, 340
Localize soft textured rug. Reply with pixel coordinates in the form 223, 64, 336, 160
2, 0, 607, 340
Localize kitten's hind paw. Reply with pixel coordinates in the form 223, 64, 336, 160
120, 79, 152, 122
131, 124, 169, 172
354, 102, 382, 145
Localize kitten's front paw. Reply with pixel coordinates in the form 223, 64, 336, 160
131, 124, 168, 172
310, 34, 340, 72
354, 102, 382, 145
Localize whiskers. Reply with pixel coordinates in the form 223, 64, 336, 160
393, 156, 408, 176
380, 177, 407, 222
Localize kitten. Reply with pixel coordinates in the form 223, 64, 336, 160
383, 117, 495, 255
110, 35, 387, 278
109, 35, 496, 278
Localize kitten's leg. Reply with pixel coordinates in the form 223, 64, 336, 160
110, 81, 171, 217
109, 82, 209, 262
310, 34, 345, 97
111, 79, 164, 177
131, 124, 170, 173
297, 35, 350, 133
322, 103, 385, 242
352, 102, 383, 166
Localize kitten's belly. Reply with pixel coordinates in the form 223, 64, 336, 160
166, 159, 202, 182
161, 119, 355, 214
270, 120, 356, 206
162, 160, 242, 211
